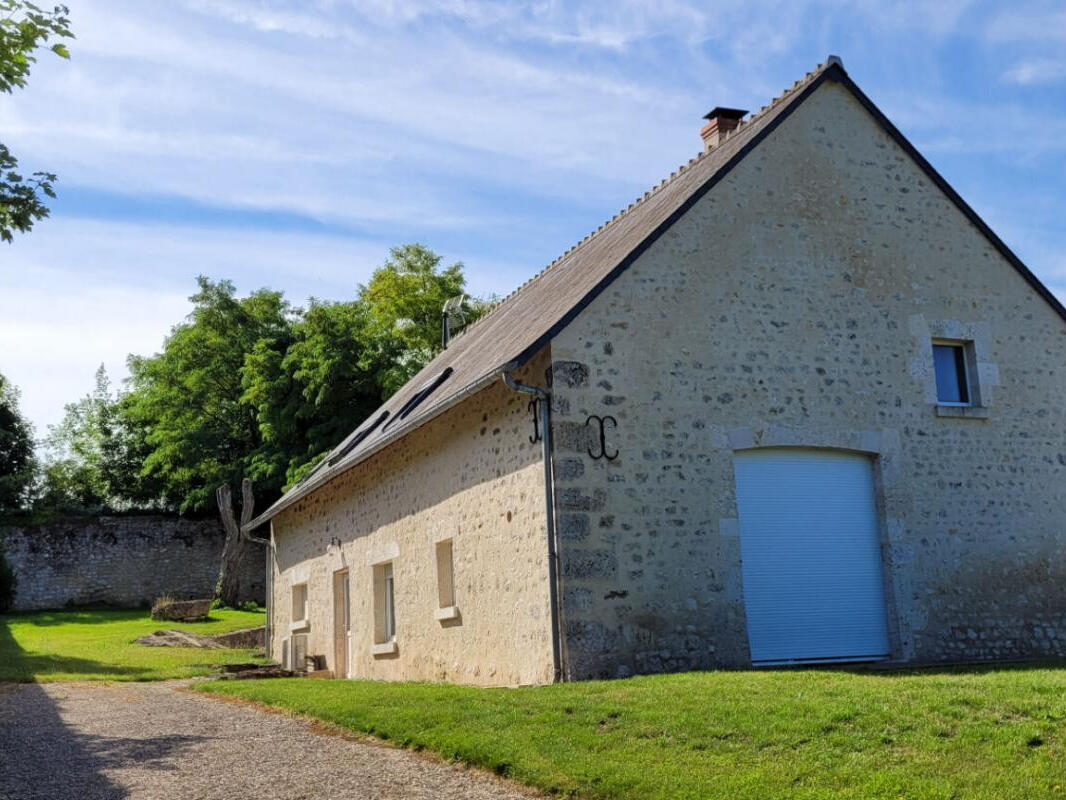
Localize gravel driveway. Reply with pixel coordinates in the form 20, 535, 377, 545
0, 681, 540, 800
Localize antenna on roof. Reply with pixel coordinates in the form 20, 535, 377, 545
441, 294, 468, 348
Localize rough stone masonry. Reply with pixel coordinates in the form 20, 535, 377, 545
1, 515, 265, 611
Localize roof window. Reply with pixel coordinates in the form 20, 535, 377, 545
326, 410, 390, 467
381, 368, 454, 434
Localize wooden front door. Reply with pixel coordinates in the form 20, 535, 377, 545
332, 569, 350, 678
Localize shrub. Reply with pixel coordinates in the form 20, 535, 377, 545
210, 598, 260, 613
0, 545, 16, 613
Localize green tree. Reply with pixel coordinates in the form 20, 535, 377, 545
361, 243, 487, 393
0, 1, 72, 242
36, 365, 152, 511
38, 365, 111, 510
123, 277, 293, 513
243, 244, 489, 489
242, 297, 404, 489
0, 371, 35, 511
85, 245, 489, 512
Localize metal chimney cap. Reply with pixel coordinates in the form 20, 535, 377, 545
702, 107, 748, 122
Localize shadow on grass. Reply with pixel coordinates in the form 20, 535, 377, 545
6, 609, 148, 627
5, 608, 236, 628
845, 659, 1066, 677
0, 614, 151, 683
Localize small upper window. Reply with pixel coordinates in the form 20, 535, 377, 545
932, 342, 971, 405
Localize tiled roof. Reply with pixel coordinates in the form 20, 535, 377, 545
245, 58, 838, 530
246, 55, 1065, 529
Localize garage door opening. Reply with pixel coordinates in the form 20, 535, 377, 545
733, 448, 890, 665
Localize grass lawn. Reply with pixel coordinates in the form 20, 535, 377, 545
199, 666, 1066, 800
0, 607, 267, 682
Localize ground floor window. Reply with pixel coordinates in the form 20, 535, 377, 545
291, 583, 308, 626
373, 562, 396, 643
436, 539, 455, 610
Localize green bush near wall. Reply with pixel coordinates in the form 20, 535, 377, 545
0, 541, 16, 613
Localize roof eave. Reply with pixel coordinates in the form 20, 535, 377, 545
241, 63, 840, 533
242, 362, 515, 532
830, 70, 1066, 324
506, 64, 842, 371
244, 56, 1066, 530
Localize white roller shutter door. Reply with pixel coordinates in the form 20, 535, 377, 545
733, 448, 890, 664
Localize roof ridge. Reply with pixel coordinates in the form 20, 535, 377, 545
247, 58, 842, 529
461, 58, 832, 336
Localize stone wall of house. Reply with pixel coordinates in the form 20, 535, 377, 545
269, 350, 555, 687
548, 77, 1066, 678
1, 515, 266, 611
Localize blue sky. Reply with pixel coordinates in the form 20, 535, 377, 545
2, 0, 1064, 434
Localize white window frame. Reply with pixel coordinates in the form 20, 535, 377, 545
371, 560, 398, 655
931, 339, 975, 408
290, 582, 309, 632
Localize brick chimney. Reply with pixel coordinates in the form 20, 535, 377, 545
700, 106, 748, 151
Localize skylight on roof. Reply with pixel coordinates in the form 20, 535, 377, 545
326, 410, 390, 467
381, 368, 454, 434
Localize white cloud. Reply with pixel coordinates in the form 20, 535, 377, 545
0, 274, 189, 437
0, 216, 535, 432
13, 0, 1006, 237
1001, 59, 1066, 86
3, 218, 424, 298
986, 9, 1066, 43
3, 0, 1065, 438
3, 0, 709, 230
0, 222, 391, 433
878, 92, 1066, 157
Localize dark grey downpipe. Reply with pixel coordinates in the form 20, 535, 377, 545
502, 371, 564, 682
241, 511, 273, 661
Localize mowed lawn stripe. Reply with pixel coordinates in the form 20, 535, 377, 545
199, 667, 1066, 800
0, 608, 267, 682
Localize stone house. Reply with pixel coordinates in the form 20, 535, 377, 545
245, 57, 1066, 685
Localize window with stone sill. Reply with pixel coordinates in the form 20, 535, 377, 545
932, 340, 985, 417
434, 539, 459, 622
373, 562, 396, 644
291, 583, 308, 626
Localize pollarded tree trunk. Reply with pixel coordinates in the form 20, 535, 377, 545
216, 478, 254, 608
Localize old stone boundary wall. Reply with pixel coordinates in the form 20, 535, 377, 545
0, 515, 265, 611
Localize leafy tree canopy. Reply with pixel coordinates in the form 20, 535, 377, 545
44, 244, 490, 516
0, 371, 35, 511
361, 244, 487, 393
0, 1, 72, 242
122, 277, 293, 513
37, 365, 155, 512
241, 296, 401, 490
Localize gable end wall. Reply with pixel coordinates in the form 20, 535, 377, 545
548, 78, 1066, 678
